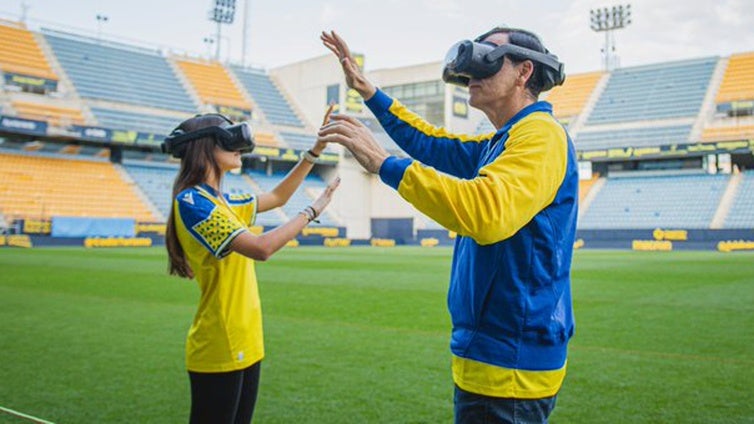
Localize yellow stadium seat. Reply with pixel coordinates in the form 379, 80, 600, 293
11, 100, 86, 127
716, 52, 754, 104
701, 124, 754, 142
0, 153, 158, 222
0, 20, 58, 81
545, 71, 603, 119
254, 131, 281, 147
175, 58, 251, 110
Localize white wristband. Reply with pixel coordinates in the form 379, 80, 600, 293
302, 150, 319, 164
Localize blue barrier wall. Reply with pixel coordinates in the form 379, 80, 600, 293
51, 217, 135, 237
576, 229, 754, 250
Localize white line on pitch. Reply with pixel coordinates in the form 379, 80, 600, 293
0, 406, 56, 424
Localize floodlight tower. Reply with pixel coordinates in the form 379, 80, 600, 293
590, 4, 632, 71
208, 0, 236, 61
95, 14, 109, 41
20, 2, 30, 23
242, 0, 250, 67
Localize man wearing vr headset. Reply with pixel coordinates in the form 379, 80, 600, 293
162, 113, 340, 423
320, 27, 577, 423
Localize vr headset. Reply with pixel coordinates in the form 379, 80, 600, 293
442, 27, 566, 91
161, 114, 255, 159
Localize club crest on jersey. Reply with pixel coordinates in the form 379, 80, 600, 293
182, 192, 195, 205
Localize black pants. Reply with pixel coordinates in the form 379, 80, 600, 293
188, 361, 261, 424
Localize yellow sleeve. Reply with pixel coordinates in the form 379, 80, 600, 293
397, 114, 568, 245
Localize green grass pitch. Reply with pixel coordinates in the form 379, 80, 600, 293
1, 247, 753, 423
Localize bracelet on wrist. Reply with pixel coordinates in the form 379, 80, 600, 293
300, 205, 320, 224
302, 150, 319, 164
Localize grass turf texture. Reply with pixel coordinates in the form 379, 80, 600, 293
1, 247, 753, 423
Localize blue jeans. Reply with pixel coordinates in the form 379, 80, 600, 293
454, 385, 558, 424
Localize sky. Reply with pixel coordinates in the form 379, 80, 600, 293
2, 0, 753, 74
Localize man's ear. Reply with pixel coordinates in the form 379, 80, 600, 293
519, 60, 535, 85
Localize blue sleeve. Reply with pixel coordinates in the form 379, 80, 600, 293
177, 189, 246, 258
365, 89, 492, 179
379, 156, 413, 190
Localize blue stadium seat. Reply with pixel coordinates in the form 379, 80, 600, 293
279, 132, 316, 150
122, 163, 281, 225
579, 173, 729, 229
90, 107, 187, 135
586, 57, 717, 124
247, 171, 336, 226
43, 30, 196, 113
575, 125, 692, 150
723, 171, 754, 228
230, 66, 304, 127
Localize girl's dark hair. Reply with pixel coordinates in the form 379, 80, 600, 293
165, 114, 229, 278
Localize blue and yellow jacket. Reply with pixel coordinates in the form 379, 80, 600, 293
367, 89, 578, 399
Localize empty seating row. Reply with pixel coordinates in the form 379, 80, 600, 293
575, 125, 692, 150
716, 52, 754, 104
231, 66, 304, 127
11, 100, 85, 126
122, 163, 283, 226
579, 176, 600, 203
279, 132, 316, 150
701, 124, 754, 142
248, 171, 335, 226
0, 21, 57, 81
579, 173, 728, 229
724, 170, 754, 229
586, 57, 717, 124
174, 58, 251, 110
254, 131, 283, 148
0, 152, 156, 222
90, 107, 186, 135
545, 71, 603, 120
43, 30, 196, 113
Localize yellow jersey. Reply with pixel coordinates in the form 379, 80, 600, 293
173, 183, 263, 372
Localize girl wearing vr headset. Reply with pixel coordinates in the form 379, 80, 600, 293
164, 113, 339, 424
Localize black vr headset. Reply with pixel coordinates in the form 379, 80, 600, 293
161, 114, 255, 159
442, 27, 566, 91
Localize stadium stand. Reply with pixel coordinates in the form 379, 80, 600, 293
701, 124, 754, 142
575, 125, 692, 150
10, 99, 85, 126
0, 20, 58, 84
579, 176, 600, 204
545, 71, 604, 121
579, 172, 729, 229
0, 152, 157, 222
121, 162, 176, 220
715, 52, 754, 104
2, 19, 752, 243
279, 132, 317, 150
42, 29, 196, 113
586, 57, 717, 124
723, 170, 754, 229
230, 66, 305, 127
700, 51, 754, 143
89, 107, 184, 135
246, 171, 337, 226
122, 162, 287, 227
254, 131, 283, 147
174, 58, 251, 111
